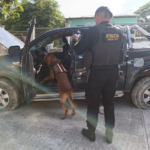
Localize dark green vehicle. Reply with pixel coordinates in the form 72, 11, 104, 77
0, 18, 150, 110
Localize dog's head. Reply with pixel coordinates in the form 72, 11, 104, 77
43, 54, 56, 64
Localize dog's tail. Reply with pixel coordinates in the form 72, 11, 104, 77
68, 95, 78, 108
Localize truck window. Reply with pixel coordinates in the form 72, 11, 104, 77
46, 38, 63, 53
131, 28, 150, 49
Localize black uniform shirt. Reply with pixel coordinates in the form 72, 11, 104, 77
72, 21, 112, 55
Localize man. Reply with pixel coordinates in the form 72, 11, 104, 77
72, 6, 124, 143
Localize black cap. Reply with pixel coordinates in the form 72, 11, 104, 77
95, 6, 113, 18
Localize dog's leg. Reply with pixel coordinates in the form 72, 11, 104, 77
40, 69, 54, 84
40, 76, 53, 84
60, 101, 68, 119
72, 108, 75, 116
59, 91, 69, 119
67, 92, 76, 116
70, 92, 75, 116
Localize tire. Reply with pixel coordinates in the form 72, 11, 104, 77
131, 77, 150, 109
0, 79, 20, 110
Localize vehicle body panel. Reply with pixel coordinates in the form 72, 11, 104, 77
0, 28, 24, 49
0, 24, 150, 103
124, 49, 150, 91
0, 55, 23, 92
20, 18, 36, 105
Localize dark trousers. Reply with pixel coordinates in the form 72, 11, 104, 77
85, 68, 118, 131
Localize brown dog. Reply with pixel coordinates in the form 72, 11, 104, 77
40, 54, 77, 119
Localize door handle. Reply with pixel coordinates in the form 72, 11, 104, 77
127, 60, 133, 64
119, 71, 123, 76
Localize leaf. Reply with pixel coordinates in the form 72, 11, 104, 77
134, 2, 150, 22
1, 0, 65, 31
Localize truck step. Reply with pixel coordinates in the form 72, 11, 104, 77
114, 91, 124, 97
33, 91, 124, 101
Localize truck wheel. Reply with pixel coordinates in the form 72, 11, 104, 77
131, 77, 150, 109
0, 79, 20, 111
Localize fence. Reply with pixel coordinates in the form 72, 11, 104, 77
9, 31, 28, 42
8, 27, 57, 42
7, 23, 150, 42
35, 27, 56, 38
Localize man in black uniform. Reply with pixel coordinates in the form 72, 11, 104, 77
72, 6, 124, 143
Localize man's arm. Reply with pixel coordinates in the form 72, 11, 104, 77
72, 27, 99, 55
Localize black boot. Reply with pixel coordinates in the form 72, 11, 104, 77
82, 128, 95, 142
105, 128, 113, 144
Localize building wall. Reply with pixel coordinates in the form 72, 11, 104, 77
111, 17, 137, 25
66, 17, 138, 27
67, 19, 96, 27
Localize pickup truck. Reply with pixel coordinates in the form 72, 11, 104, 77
0, 18, 150, 110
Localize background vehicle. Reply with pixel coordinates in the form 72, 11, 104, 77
0, 18, 150, 110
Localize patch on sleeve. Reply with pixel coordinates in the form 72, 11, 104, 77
102, 33, 120, 42
74, 39, 81, 46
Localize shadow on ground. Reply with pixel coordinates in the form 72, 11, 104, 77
0, 93, 149, 150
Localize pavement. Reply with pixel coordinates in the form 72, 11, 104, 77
0, 93, 150, 150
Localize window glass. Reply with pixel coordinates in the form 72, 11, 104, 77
130, 28, 150, 48
46, 38, 64, 53
0, 44, 9, 56
46, 37, 72, 53
29, 36, 52, 52
132, 28, 145, 38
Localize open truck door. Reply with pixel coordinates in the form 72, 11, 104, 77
21, 17, 36, 105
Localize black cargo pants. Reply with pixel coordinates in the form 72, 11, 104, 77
85, 67, 119, 131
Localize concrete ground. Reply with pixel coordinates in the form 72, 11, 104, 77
0, 93, 150, 150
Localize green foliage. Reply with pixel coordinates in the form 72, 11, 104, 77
143, 25, 150, 33
53, 38, 64, 48
1, 0, 65, 30
134, 2, 150, 22
0, 0, 23, 20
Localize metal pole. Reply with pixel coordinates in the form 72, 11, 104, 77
28, 18, 36, 42
65, 21, 71, 44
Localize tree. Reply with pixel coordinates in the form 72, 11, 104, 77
1, 0, 65, 30
0, 0, 23, 20
134, 2, 150, 22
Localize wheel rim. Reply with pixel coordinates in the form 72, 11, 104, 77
0, 88, 9, 109
143, 88, 150, 107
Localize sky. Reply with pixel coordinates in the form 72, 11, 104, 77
57, 0, 150, 18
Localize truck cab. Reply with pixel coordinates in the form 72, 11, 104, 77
0, 18, 150, 110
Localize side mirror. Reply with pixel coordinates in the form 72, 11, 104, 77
134, 58, 144, 67
8, 46, 21, 55
146, 36, 150, 41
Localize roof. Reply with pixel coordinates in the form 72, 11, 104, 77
66, 14, 139, 20
0, 28, 24, 49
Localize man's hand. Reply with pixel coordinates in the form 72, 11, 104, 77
72, 34, 80, 40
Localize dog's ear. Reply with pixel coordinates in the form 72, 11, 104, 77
50, 54, 56, 59
46, 54, 53, 63
44, 55, 49, 64
51, 54, 55, 57
52, 54, 57, 58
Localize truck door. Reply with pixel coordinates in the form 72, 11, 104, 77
117, 27, 128, 91
21, 17, 36, 105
